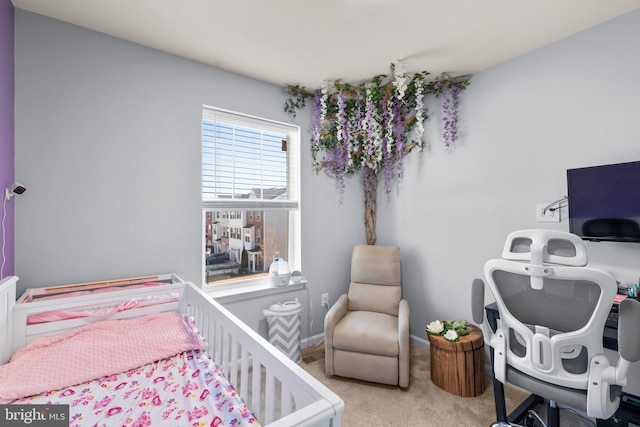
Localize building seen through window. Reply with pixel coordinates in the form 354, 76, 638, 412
204, 209, 289, 284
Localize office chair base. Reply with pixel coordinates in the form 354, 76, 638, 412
490, 422, 528, 427
491, 403, 560, 427
489, 415, 543, 427
525, 409, 546, 427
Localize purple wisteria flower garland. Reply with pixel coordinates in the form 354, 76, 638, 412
284, 63, 469, 243
433, 78, 464, 148
286, 64, 469, 192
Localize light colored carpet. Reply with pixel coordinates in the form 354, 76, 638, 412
299, 344, 596, 427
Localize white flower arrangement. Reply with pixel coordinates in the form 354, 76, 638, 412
426, 320, 445, 335
443, 329, 459, 342
426, 319, 472, 342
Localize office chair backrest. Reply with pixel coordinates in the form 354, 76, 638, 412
348, 245, 401, 316
484, 229, 617, 391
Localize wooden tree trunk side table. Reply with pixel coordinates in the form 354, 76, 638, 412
427, 324, 485, 397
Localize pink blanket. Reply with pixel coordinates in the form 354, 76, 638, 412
26, 292, 180, 324
0, 312, 206, 403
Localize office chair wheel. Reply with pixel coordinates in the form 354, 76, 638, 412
524, 409, 546, 427
489, 422, 532, 427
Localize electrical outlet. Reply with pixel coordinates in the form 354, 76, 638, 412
536, 203, 561, 222
321, 293, 329, 308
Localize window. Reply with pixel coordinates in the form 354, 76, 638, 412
202, 107, 300, 286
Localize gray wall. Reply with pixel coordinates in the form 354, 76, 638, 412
13, 9, 302, 288
14, 9, 640, 348
378, 9, 640, 343
13, 9, 364, 338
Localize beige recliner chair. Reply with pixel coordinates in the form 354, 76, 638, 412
324, 245, 410, 387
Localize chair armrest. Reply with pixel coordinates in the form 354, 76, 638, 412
603, 298, 640, 389
325, 294, 348, 334
398, 298, 410, 387
618, 298, 640, 363
586, 298, 640, 419
324, 294, 348, 375
471, 278, 486, 324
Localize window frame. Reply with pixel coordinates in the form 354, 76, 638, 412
201, 106, 301, 291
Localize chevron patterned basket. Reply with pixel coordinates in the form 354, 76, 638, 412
264, 300, 302, 363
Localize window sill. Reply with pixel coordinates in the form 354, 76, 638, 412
205, 279, 307, 304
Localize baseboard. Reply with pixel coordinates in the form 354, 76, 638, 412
410, 334, 430, 349
302, 332, 325, 348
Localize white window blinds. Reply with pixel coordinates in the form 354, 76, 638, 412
202, 107, 299, 211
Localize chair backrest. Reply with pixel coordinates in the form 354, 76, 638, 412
348, 245, 401, 316
484, 229, 616, 391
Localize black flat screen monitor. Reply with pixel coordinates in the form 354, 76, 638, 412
567, 160, 640, 242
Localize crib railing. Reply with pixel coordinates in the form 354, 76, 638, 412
1, 276, 342, 426
183, 284, 343, 427
0, 276, 17, 365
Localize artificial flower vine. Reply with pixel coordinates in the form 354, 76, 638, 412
285, 63, 469, 244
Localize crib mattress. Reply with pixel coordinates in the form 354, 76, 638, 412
13, 349, 260, 427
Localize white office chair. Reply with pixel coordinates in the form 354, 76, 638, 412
472, 229, 640, 427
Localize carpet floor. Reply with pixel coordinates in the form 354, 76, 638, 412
299, 344, 596, 427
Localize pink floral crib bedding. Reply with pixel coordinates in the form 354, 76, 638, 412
0, 312, 260, 426
13, 350, 259, 427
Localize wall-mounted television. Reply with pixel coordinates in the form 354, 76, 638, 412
567, 160, 640, 243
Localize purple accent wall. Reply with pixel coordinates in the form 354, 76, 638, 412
0, 0, 14, 278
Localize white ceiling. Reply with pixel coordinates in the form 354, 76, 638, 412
12, 0, 640, 89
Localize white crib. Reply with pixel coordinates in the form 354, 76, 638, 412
0, 275, 343, 426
